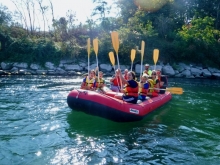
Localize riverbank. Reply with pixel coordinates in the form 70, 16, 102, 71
1, 61, 220, 79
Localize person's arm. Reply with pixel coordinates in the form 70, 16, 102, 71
110, 76, 115, 82
160, 81, 164, 87
101, 79, 106, 87
139, 81, 144, 88
118, 70, 128, 85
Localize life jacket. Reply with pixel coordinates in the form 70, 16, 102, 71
85, 76, 95, 89
148, 79, 158, 93
124, 74, 128, 80
139, 82, 149, 96
143, 70, 152, 76
96, 78, 104, 88
112, 76, 121, 87
124, 80, 138, 97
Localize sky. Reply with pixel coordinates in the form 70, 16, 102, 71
0, 0, 118, 26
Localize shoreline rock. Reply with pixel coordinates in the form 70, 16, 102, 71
1, 61, 220, 79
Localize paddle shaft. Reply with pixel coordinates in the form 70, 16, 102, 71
87, 38, 91, 76
140, 41, 145, 80
93, 38, 100, 84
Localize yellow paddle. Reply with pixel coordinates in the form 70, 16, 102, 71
109, 52, 115, 69
87, 38, 90, 76
111, 31, 119, 56
140, 41, 145, 79
93, 38, 99, 84
150, 87, 184, 95
130, 49, 136, 71
93, 38, 98, 56
111, 31, 122, 87
166, 87, 183, 95
153, 49, 159, 71
109, 51, 120, 92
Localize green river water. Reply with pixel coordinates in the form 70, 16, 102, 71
0, 76, 220, 165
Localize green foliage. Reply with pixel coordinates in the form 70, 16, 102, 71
0, 38, 61, 65
114, 9, 158, 64
178, 17, 220, 45
172, 16, 220, 66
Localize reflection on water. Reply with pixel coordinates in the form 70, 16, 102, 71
0, 76, 220, 164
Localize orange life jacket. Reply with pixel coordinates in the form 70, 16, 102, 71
124, 81, 138, 97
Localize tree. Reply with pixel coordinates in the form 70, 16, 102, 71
0, 5, 12, 25
37, 0, 49, 37
178, 16, 220, 45
175, 16, 220, 66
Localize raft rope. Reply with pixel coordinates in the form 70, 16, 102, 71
75, 89, 88, 99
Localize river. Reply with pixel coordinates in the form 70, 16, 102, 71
0, 76, 220, 165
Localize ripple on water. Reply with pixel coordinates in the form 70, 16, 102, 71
0, 77, 220, 164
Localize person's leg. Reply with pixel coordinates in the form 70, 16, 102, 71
114, 93, 123, 100
110, 85, 120, 92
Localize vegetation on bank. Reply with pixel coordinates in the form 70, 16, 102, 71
0, 0, 220, 68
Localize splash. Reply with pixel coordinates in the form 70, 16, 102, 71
134, 0, 168, 12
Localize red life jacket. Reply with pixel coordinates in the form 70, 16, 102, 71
124, 74, 128, 80
124, 81, 138, 97
112, 76, 121, 87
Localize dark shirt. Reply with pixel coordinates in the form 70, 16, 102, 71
159, 76, 168, 94
127, 79, 138, 88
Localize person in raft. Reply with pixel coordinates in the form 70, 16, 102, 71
143, 64, 152, 76
138, 74, 150, 101
123, 69, 128, 80
95, 71, 106, 93
110, 69, 122, 92
114, 69, 139, 104
156, 70, 168, 94
81, 69, 96, 90
147, 70, 160, 97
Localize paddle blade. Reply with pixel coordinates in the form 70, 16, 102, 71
153, 49, 159, 65
141, 41, 145, 59
109, 52, 115, 66
166, 87, 183, 95
111, 31, 119, 54
87, 38, 90, 57
131, 49, 136, 62
93, 38, 98, 56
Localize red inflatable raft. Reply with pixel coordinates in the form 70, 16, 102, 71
67, 89, 172, 122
